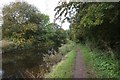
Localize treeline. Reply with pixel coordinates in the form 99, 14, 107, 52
54, 2, 120, 59
2, 2, 67, 54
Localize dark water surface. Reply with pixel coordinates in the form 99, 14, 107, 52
2, 49, 48, 78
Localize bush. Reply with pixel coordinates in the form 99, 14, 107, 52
59, 40, 75, 55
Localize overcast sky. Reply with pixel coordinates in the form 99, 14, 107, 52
0, 0, 70, 30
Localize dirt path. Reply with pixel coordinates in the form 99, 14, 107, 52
73, 48, 85, 78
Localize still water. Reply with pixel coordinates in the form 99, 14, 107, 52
2, 49, 49, 78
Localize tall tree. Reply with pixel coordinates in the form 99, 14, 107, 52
2, 2, 50, 52
2, 2, 67, 54
54, 2, 120, 58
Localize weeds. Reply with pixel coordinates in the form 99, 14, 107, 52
45, 41, 76, 78
59, 40, 75, 55
80, 44, 119, 78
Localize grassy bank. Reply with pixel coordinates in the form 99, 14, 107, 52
79, 44, 119, 78
45, 41, 76, 78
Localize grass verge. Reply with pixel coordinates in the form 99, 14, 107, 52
45, 47, 76, 78
79, 44, 119, 78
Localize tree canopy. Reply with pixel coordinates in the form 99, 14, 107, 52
54, 2, 120, 59
2, 2, 67, 54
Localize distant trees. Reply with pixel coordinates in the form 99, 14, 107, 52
54, 2, 120, 59
2, 2, 67, 53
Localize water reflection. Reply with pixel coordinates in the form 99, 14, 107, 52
2, 49, 49, 78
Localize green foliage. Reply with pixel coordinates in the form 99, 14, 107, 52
59, 40, 75, 55
42, 23, 67, 52
2, 2, 67, 54
80, 44, 119, 78
45, 45, 76, 78
55, 2, 120, 59
2, 2, 49, 50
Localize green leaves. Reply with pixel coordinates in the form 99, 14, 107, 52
2, 2, 67, 53
93, 55, 117, 78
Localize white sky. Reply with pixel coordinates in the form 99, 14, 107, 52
0, 0, 70, 30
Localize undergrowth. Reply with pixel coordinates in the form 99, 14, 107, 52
79, 44, 119, 78
45, 41, 76, 78
59, 40, 75, 55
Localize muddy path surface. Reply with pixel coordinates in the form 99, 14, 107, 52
73, 48, 85, 78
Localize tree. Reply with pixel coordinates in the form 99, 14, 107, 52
2, 2, 50, 52
54, 2, 120, 59
45, 23, 67, 52
2, 2, 67, 54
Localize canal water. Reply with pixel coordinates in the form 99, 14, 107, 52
2, 49, 49, 78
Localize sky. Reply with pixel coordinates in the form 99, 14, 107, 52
0, 0, 70, 30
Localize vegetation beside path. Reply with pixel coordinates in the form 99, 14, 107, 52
2, 1, 120, 79
45, 42, 120, 79
79, 44, 119, 78
45, 41, 76, 78
55, 2, 120, 78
